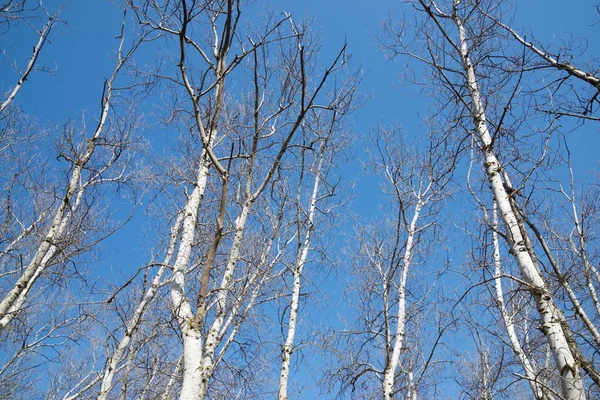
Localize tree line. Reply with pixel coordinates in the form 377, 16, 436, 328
0, 0, 599, 399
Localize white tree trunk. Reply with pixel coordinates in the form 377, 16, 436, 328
0, 101, 107, 328
0, 35, 127, 328
196, 202, 251, 399
278, 155, 323, 400
180, 328, 204, 400
96, 212, 185, 400
171, 157, 211, 400
492, 203, 551, 400
0, 165, 82, 327
0, 187, 82, 327
453, 3, 585, 397
382, 200, 423, 400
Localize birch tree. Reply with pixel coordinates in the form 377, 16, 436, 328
72, 1, 355, 399
0, 0, 60, 113
490, 202, 554, 400
276, 108, 350, 400
390, 0, 590, 397
518, 144, 600, 395
0, 9, 143, 326
465, 199, 557, 399
332, 126, 452, 399
0, 6, 145, 399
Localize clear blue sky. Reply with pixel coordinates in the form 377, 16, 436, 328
1, 0, 599, 398
6, 0, 598, 215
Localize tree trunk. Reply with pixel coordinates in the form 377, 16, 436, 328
97, 212, 185, 400
453, 3, 585, 397
169, 156, 211, 400
491, 203, 552, 400
196, 202, 251, 399
383, 200, 423, 400
278, 154, 323, 400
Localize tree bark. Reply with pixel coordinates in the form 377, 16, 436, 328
383, 200, 423, 400
97, 212, 185, 400
450, 2, 585, 397
491, 203, 553, 400
278, 153, 323, 400
172, 157, 211, 400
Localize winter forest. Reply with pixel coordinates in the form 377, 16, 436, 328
1, 0, 600, 399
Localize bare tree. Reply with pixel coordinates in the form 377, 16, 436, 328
0, 6, 147, 399
383, 0, 596, 398
0, 0, 61, 113
276, 107, 352, 400
488, 14, 600, 122
0, 9, 142, 329
68, 2, 356, 399
330, 126, 452, 399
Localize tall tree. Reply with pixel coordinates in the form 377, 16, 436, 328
0, 5, 145, 398
75, 1, 356, 399
277, 107, 352, 400
0, 0, 60, 113
331, 126, 452, 399
385, 0, 595, 397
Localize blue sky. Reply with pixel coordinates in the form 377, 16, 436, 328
6, 0, 598, 214
1, 0, 599, 398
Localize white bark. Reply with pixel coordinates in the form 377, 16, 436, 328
450, 2, 585, 397
382, 199, 424, 400
163, 4, 343, 397
0, 182, 85, 327
171, 157, 211, 400
0, 164, 81, 326
0, 25, 133, 328
278, 153, 323, 400
0, 9, 58, 113
1, 88, 107, 328
180, 327, 204, 400
530, 216, 600, 349
190, 184, 285, 398
173, 4, 233, 395
96, 212, 185, 400
196, 202, 251, 399
212, 215, 287, 369
491, 203, 551, 400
